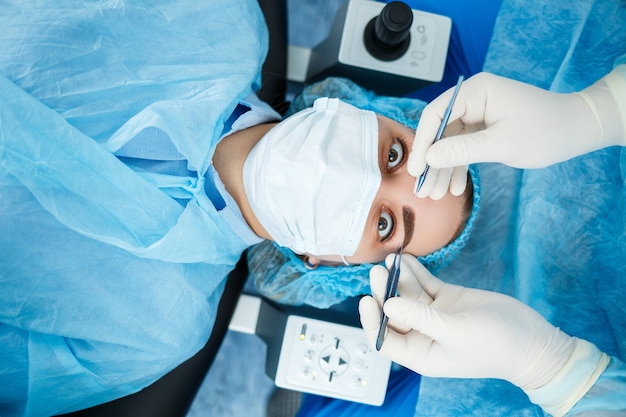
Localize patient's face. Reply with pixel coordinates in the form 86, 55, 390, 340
311, 115, 469, 265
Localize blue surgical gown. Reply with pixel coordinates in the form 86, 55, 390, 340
0, 1, 278, 416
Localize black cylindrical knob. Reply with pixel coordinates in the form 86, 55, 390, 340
374, 2, 412, 47
363, 1, 413, 61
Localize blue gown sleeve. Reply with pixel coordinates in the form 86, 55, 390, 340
0, 1, 269, 416
0, 0, 269, 264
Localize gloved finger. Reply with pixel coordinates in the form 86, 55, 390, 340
369, 256, 402, 330
384, 296, 447, 342
397, 258, 433, 304
399, 256, 444, 299
370, 254, 412, 334
358, 295, 382, 348
386, 319, 412, 335
442, 118, 465, 137
377, 328, 437, 370
409, 88, 458, 178
369, 264, 390, 305
429, 167, 453, 200
373, 301, 442, 372
375, 256, 435, 335
383, 252, 398, 270
426, 128, 512, 168
449, 165, 469, 196
414, 166, 439, 198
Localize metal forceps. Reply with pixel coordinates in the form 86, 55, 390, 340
415, 74, 465, 194
375, 244, 403, 351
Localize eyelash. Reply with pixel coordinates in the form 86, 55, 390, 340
387, 137, 407, 172
378, 207, 395, 242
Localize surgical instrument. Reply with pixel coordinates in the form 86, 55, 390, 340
375, 244, 403, 351
414, 74, 465, 194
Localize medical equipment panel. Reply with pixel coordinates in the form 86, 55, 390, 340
275, 315, 391, 405
293, 0, 451, 96
229, 294, 392, 405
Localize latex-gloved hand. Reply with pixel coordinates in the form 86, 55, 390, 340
409, 70, 626, 198
360, 256, 596, 398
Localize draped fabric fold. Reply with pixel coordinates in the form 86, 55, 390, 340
0, 1, 268, 415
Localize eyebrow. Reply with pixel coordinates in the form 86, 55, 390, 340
402, 206, 415, 248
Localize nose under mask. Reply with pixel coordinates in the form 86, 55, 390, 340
243, 97, 381, 258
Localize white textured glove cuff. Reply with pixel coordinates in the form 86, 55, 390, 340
524, 338, 609, 417
577, 66, 626, 149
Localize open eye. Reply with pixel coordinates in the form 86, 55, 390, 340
378, 209, 395, 241
387, 140, 405, 171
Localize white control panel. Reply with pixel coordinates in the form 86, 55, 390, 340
274, 315, 391, 406
339, 0, 451, 81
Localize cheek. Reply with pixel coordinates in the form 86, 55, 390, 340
306, 254, 350, 267
348, 240, 388, 264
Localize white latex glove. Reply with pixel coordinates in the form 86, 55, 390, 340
360, 255, 577, 391
408, 69, 626, 197
368, 258, 433, 335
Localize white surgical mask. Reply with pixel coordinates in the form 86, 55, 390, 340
243, 97, 380, 257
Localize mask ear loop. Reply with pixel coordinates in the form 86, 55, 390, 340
303, 256, 319, 270
302, 255, 351, 269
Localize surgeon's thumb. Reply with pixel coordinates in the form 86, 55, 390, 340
358, 296, 382, 346
383, 297, 446, 341
426, 131, 495, 168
